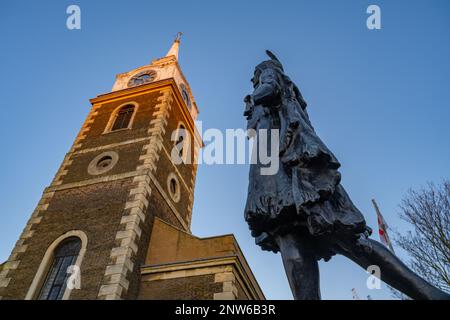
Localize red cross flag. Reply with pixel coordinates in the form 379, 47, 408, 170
371, 199, 395, 253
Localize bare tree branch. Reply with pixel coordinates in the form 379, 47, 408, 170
393, 179, 450, 294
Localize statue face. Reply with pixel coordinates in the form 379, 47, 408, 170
251, 69, 261, 88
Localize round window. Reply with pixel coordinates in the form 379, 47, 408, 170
167, 173, 181, 203
87, 151, 119, 175
97, 156, 112, 168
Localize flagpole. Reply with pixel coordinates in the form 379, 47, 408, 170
351, 288, 361, 300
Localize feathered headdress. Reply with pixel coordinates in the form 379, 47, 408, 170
265, 50, 282, 67
265, 50, 284, 71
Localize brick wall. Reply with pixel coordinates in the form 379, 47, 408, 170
0, 82, 207, 300
80, 92, 162, 150
153, 94, 197, 225
138, 274, 223, 300
0, 179, 133, 299
62, 142, 148, 184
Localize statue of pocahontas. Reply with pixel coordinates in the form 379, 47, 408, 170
243, 50, 449, 300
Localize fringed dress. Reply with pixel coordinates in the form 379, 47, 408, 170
244, 67, 371, 261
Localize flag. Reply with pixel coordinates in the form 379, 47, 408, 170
371, 199, 395, 253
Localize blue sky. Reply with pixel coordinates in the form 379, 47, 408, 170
0, 0, 449, 299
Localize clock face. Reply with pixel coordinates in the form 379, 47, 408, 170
128, 70, 157, 87
180, 84, 191, 108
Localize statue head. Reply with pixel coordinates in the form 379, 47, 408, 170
251, 50, 308, 110
251, 50, 284, 88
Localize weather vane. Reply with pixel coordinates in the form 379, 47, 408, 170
175, 32, 182, 42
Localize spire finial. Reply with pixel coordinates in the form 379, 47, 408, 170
175, 31, 182, 42
166, 32, 182, 60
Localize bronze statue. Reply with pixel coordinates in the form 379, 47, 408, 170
244, 51, 449, 300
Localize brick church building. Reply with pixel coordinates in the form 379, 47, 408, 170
0, 35, 264, 300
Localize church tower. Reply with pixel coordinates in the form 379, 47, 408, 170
0, 35, 264, 300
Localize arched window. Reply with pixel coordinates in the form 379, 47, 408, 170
111, 104, 135, 131
180, 84, 191, 110
174, 124, 187, 162
171, 123, 191, 165
176, 124, 185, 158
37, 237, 81, 300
